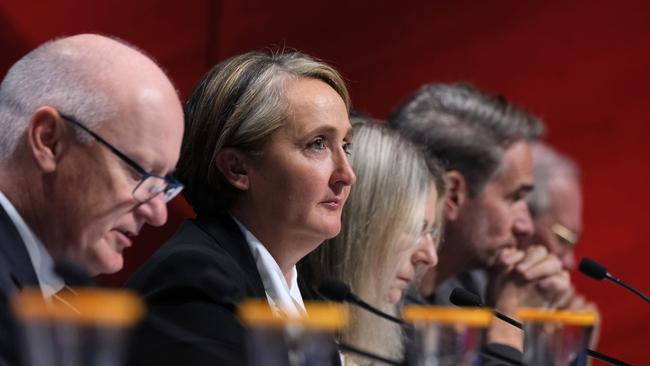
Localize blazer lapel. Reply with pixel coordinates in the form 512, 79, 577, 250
194, 214, 266, 298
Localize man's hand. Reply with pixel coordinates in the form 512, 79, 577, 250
562, 293, 601, 349
484, 245, 573, 349
488, 245, 572, 313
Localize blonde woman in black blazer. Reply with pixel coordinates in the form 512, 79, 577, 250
127, 51, 355, 366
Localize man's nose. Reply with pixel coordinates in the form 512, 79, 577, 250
136, 193, 169, 227
514, 202, 535, 239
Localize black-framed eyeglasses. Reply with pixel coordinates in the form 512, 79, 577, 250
59, 112, 184, 204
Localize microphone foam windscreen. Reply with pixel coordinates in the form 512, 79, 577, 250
449, 288, 482, 307
318, 278, 351, 303
579, 258, 607, 280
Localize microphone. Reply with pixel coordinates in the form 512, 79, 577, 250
449, 288, 523, 329
319, 280, 521, 366
318, 278, 406, 325
449, 288, 631, 366
579, 257, 650, 304
448, 287, 485, 306
152, 274, 402, 365
579, 258, 607, 280
144, 281, 402, 366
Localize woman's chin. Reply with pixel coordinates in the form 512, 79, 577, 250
387, 288, 402, 304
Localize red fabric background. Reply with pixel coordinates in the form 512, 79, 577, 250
2, 1, 648, 364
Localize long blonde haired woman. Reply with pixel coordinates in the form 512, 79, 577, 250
305, 118, 446, 364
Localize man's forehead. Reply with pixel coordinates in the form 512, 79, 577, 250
489, 141, 534, 188
95, 105, 182, 175
547, 178, 582, 228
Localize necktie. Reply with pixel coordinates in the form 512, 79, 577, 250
50, 285, 80, 313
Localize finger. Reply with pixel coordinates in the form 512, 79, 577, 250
521, 254, 563, 281
516, 245, 548, 272
499, 248, 526, 269
563, 295, 582, 310
554, 287, 575, 309
490, 248, 525, 274
537, 271, 572, 306
583, 301, 599, 313
568, 294, 587, 310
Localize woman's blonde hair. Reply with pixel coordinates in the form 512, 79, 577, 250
178, 51, 350, 215
306, 118, 445, 362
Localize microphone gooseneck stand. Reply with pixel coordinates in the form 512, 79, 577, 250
449, 288, 632, 366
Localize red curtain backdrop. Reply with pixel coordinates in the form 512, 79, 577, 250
2, 1, 648, 364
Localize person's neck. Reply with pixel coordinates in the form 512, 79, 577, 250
433, 230, 473, 289
230, 208, 316, 286
1, 168, 64, 260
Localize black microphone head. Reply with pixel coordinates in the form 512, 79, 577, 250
318, 278, 351, 303
579, 257, 607, 280
54, 260, 96, 287
449, 288, 483, 307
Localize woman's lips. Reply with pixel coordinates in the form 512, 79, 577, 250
395, 276, 413, 288
320, 197, 342, 210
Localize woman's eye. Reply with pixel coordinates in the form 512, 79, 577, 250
421, 224, 438, 239
309, 137, 327, 150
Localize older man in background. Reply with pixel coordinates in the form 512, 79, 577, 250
528, 142, 582, 269
528, 143, 598, 317
0, 34, 184, 365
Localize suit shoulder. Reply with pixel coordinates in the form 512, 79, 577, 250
126, 220, 247, 304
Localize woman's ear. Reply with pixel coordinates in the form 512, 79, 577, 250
215, 148, 250, 191
444, 170, 469, 221
28, 107, 66, 173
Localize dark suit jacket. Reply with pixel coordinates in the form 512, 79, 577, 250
0, 203, 39, 366
126, 213, 332, 366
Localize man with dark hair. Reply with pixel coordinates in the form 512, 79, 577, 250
0, 34, 184, 365
391, 83, 573, 355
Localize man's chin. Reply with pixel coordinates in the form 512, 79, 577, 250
88, 251, 125, 276
101, 256, 124, 275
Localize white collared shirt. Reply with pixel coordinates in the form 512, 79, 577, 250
231, 215, 305, 316
0, 191, 64, 298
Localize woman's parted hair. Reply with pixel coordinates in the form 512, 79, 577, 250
306, 119, 440, 361
177, 51, 350, 215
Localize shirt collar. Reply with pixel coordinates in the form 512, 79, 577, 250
231, 215, 305, 315
0, 191, 65, 298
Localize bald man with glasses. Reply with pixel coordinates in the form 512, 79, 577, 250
0, 34, 184, 365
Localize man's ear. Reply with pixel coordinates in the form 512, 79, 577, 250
215, 148, 250, 191
27, 107, 66, 173
444, 170, 469, 221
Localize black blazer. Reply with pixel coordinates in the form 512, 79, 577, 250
0, 204, 39, 366
126, 213, 328, 366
